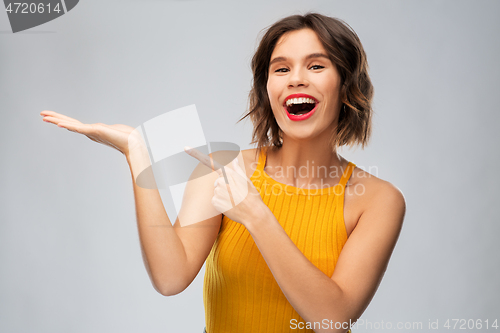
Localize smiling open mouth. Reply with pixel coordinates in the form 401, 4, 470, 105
287, 102, 316, 115
284, 97, 318, 119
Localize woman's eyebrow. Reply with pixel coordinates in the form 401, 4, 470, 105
269, 56, 287, 66
305, 53, 329, 61
269, 53, 329, 66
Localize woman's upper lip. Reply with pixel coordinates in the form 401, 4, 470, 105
283, 93, 319, 105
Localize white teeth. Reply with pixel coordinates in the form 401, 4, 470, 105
285, 97, 316, 107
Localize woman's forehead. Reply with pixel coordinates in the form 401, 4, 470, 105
271, 29, 326, 58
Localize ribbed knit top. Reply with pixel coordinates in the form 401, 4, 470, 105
203, 148, 356, 333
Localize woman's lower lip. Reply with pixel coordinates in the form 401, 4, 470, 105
284, 104, 318, 121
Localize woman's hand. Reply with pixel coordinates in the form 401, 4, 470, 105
184, 146, 269, 226
40, 110, 145, 157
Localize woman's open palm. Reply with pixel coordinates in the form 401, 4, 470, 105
41, 110, 143, 156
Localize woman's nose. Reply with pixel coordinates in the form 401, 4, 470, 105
287, 69, 308, 88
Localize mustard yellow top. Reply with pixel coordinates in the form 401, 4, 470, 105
203, 148, 355, 333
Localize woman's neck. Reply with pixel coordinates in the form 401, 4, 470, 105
265, 136, 347, 189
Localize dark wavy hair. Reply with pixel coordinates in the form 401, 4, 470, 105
238, 13, 373, 158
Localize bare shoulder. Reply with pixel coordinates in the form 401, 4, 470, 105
352, 167, 405, 202
240, 147, 259, 163
344, 166, 406, 235
240, 148, 260, 179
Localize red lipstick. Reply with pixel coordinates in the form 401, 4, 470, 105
283, 93, 318, 121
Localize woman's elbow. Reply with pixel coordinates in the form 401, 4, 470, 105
154, 283, 185, 296
153, 276, 191, 296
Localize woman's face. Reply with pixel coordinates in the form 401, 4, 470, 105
267, 28, 342, 143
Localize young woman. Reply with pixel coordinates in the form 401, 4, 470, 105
41, 13, 405, 333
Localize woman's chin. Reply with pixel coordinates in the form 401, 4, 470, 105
281, 128, 320, 142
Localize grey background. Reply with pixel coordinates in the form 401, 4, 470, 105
1, 0, 499, 332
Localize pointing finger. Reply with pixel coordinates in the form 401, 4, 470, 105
184, 146, 224, 176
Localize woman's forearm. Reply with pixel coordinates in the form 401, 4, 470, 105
126, 147, 189, 296
244, 210, 350, 332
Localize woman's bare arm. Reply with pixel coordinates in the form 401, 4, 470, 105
126, 146, 222, 295
41, 111, 222, 296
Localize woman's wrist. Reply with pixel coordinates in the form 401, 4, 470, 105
243, 204, 275, 232
126, 145, 153, 182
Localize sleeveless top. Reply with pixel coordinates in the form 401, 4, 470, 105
203, 148, 356, 333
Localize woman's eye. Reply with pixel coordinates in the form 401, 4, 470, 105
310, 65, 324, 70
275, 68, 289, 73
